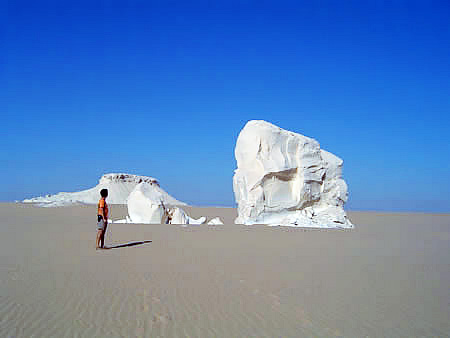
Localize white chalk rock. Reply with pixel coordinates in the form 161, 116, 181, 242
127, 182, 169, 224
23, 173, 186, 207
233, 120, 353, 228
168, 207, 206, 225
127, 184, 207, 225
207, 217, 224, 225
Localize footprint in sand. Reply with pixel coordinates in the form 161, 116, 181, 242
295, 306, 313, 327
270, 294, 281, 307
9, 271, 18, 281
135, 327, 145, 336
8, 269, 23, 281
152, 313, 171, 325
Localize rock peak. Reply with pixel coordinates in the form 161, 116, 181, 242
99, 173, 159, 186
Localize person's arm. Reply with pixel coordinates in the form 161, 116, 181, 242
103, 202, 108, 223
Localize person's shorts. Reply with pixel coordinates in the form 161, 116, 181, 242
97, 217, 105, 231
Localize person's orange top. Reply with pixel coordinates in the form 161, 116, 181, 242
97, 198, 108, 219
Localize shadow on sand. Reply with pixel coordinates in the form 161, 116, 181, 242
104, 240, 152, 249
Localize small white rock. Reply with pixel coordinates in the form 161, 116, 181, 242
207, 217, 224, 225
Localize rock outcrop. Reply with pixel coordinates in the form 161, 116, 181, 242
166, 207, 206, 225
233, 120, 353, 228
126, 182, 206, 224
207, 217, 224, 225
23, 173, 186, 207
127, 182, 168, 223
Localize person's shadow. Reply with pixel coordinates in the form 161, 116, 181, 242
104, 240, 152, 249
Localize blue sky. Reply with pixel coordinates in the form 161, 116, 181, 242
1, 0, 449, 211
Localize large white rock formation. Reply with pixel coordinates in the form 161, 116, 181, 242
23, 173, 186, 207
233, 120, 353, 228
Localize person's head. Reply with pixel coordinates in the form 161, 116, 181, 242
100, 189, 108, 198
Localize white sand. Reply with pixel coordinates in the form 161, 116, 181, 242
0, 203, 449, 337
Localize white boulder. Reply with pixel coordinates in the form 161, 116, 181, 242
207, 217, 224, 225
167, 207, 206, 225
233, 120, 353, 228
127, 182, 168, 223
126, 183, 206, 225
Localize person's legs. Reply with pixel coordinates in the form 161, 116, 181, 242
96, 229, 102, 249
101, 223, 108, 248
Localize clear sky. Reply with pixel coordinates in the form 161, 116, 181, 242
1, 1, 449, 212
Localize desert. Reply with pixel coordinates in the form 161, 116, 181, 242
1, 203, 449, 337
3, 1, 449, 336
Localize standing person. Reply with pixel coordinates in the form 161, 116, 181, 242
96, 189, 109, 249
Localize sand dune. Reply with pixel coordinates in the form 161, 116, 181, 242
0, 203, 449, 337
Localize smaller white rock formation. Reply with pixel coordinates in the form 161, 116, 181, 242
166, 207, 206, 225
111, 216, 132, 224
127, 182, 168, 223
23, 173, 186, 207
126, 182, 206, 225
207, 217, 224, 225
233, 120, 353, 228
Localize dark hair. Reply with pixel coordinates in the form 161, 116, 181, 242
100, 189, 108, 198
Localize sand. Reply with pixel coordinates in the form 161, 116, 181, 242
0, 203, 449, 337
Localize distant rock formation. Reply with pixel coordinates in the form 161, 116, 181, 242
23, 173, 186, 207
233, 120, 353, 228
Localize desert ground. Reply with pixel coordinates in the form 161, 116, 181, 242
0, 203, 449, 337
